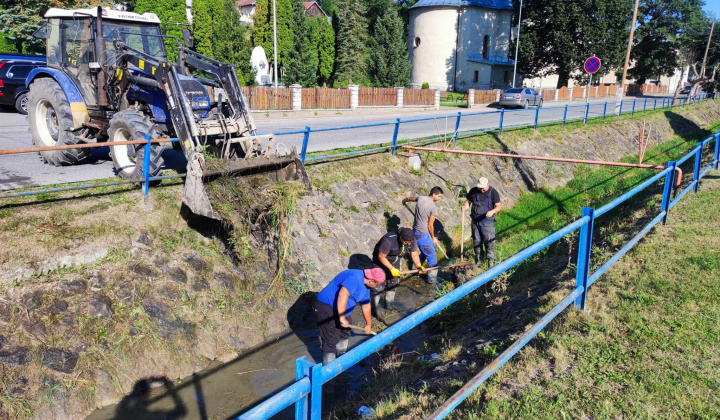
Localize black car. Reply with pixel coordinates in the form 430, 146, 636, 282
679, 86, 692, 95
0, 54, 46, 114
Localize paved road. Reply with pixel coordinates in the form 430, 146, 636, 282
0, 96, 671, 191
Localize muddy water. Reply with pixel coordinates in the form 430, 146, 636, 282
86, 275, 443, 420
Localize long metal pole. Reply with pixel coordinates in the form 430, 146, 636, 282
273, 0, 278, 89
618, 0, 640, 104
402, 145, 667, 169
512, 0, 523, 88
699, 22, 715, 81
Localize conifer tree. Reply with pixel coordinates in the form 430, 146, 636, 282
368, 0, 410, 87
253, 0, 272, 59
252, 0, 294, 76
315, 18, 335, 85
191, 0, 220, 57
285, 0, 318, 85
334, 0, 368, 85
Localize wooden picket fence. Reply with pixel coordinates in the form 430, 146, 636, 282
474, 89, 499, 104
301, 87, 351, 109
404, 88, 435, 106
557, 86, 570, 100
572, 86, 584, 99
541, 89, 556, 101
241, 87, 292, 110
358, 87, 397, 106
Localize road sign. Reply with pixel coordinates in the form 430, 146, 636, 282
584, 56, 601, 74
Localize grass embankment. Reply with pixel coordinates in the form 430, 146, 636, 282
328, 119, 720, 418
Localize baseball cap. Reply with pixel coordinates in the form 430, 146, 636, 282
399, 228, 415, 242
364, 268, 386, 283
476, 177, 489, 189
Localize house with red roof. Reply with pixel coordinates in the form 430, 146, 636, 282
236, 0, 329, 24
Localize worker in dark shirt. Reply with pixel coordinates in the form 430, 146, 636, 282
372, 227, 423, 311
313, 268, 385, 364
462, 177, 502, 268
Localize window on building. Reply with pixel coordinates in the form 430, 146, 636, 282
473, 71, 479, 83
414, 37, 421, 48
482, 35, 490, 59
503, 71, 509, 83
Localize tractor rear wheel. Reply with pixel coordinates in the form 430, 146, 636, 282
108, 110, 165, 182
27, 78, 92, 166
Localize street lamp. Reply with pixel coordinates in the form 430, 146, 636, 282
512, 0, 523, 88
273, 0, 278, 88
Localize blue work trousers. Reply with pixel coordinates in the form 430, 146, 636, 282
413, 231, 438, 267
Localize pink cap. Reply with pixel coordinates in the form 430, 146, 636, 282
364, 268, 386, 283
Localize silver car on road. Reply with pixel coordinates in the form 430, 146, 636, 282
499, 88, 543, 109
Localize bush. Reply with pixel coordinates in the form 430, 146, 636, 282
421, 82, 430, 89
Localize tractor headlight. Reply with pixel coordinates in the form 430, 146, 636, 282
192, 99, 209, 108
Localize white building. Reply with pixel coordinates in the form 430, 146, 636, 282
408, 0, 515, 92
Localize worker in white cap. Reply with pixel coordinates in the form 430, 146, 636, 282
462, 177, 502, 268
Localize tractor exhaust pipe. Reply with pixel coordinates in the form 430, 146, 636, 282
95, 6, 109, 107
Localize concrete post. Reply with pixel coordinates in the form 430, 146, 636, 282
594, 86, 599, 97
290, 84, 302, 111
434, 89, 441, 108
467, 88, 475, 108
396, 87, 404, 107
496, 90, 501, 102
554, 89, 559, 101
348, 85, 359, 110
582, 86, 587, 99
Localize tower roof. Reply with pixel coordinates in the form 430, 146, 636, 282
411, 0, 513, 10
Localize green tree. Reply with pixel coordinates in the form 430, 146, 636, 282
0, 0, 56, 53
211, 0, 255, 85
252, 0, 293, 77
629, 0, 707, 83
191, 0, 220, 57
315, 18, 335, 85
135, 0, 187, 59
334, 0, 368, 85
516, 0, 631, 88
284, 0, 318, 85
367, 0, 410, 87
253, 0, 271, 56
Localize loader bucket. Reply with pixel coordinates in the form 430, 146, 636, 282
182, 149, 311, 220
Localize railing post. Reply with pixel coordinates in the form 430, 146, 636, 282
562, 104, 568, 125
499, 108, 504, 134
643, 98, 647, 113
534, 106, 539, 129
391, 118, 401, 154
660, 161, 676, 224
454, 112, 462, 142
295, 357, 314, 420
631, 99, 636, 116
714, 131, 720, 170
618, 100, 623, 116
692, 142, 702, 193
300, 126, 310, 163
574, 207, 595, 310
142, 134, 151, 201
653, 98, 657, 111
583, 102, 589, 124
603, 102, 607, 122
309, 363, 322, 419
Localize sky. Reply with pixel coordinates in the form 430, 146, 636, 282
704, 0, 720, 20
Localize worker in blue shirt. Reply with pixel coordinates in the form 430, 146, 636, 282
313, 268, 386, 364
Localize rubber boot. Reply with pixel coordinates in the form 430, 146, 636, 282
323, 352, 336, 365
372, 293, 382, 316
474, 246, 484, 268
487, 259, 495, 269
385, 290, 395, 311
425, 269, 438, 284
336, 339, 349, 356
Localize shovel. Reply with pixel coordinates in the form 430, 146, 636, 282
398, 261, 470, 276
347, 324, 377, 336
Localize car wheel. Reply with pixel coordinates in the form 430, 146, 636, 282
14, 93, 29, 115
522, 100, 529, 109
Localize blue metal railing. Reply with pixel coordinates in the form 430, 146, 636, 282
235, 129, 719, 420
0, 94, 713, 204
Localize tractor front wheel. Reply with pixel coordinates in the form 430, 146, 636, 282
27, 78, 92, 166
108, 110, 165, 182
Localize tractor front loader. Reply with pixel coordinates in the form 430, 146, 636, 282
26, 6, 309, 219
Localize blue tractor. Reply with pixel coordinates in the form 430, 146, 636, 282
26, 6, 308, 219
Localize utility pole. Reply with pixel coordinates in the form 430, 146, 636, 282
512, 0, 523, 88
617, 0, 640, 113
699, 21, 715, 80
273, 0, 278, 89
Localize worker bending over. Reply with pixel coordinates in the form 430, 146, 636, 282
462, 177, 502, 268
313, 268, 385, 364
402, 186, 444, 284
372, 227, 423, 311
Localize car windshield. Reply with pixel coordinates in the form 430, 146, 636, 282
505, 88, 522, 93
102, 21, 166, 62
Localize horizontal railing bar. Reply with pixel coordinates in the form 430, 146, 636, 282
425, 286, 585, 420
319, 215, 589, 383
676, 146, 700, 166
594, 168, 670, 218
235, 377, 312, 420
669, 181, 695, 209
700, 164, 713, 179
587, 210, 666, 287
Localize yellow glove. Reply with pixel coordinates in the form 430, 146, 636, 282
390, 268, 400, 277
417, 266, 425, 275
